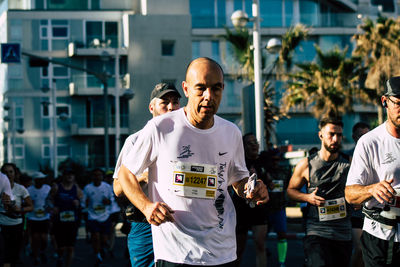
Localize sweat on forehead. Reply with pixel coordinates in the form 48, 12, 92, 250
185, 57, 224, 80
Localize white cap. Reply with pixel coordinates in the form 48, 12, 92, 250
31, 171, 47, 180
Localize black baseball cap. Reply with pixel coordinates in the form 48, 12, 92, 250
150, 83, 181, 101
385, 77, 400, 96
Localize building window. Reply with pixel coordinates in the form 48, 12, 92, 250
86, 21, 118, 48
42, 141, 70, 159
161, 40, 175, 56
56, 105, 70, 117
372, 0, 395, 12
39, 19, 69, 51
14, 138, 25, 161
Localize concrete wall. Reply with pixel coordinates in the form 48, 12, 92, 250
128, 13, 191, 132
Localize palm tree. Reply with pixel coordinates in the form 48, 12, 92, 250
353, 16, 400, 123
223, 24, 308, 147
277, 24, 310, 75
282, 45, 362, 119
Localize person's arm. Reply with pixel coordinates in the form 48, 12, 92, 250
113, 179, 123, 197
113, 171, 149, 197
21, 196, 33, 214
287, 158, 325, 206
345, 178, 395, 205
232, 177, 269, 205
118, 165, 174, 226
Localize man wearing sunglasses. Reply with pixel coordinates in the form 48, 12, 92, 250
345, 76, 400, 267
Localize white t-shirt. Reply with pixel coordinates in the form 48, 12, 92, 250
114, 132, 140, 179
0, 183, 30, 225
27, 184, 51, 221
346, 122, 400, 241
0, 173, 13, 198
113, 130, 148, 195
83, 182, 113, 222
122, 108, 249, 265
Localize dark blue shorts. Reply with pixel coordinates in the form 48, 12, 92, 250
128, 222, 154, 267
268, 209, 287, 233
87, 218, 111, 234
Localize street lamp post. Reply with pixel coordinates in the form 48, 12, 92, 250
41, 79, 58, 178
51, 79, 58, 178
114, 49, 121, 159
100, 51, 111, 170
231, 1, 281, 151
102, 80, 109, 170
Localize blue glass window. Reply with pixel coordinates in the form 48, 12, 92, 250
192, 41, 200, 60
293, 39, 316, 63
190, 0, 215, 28
260, 0, 282, 27
284, 0, 294, 26
217, 0, 226, 27
212, 41, 220, 63
300, 0, 318, 26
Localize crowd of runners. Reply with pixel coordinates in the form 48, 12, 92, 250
0, 58, 399, 267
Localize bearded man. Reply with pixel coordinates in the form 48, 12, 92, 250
287, 117, 352, 267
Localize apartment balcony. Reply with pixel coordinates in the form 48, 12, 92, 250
69, 73, 130, 96
70, 114, 129, 136
68, 41, 128, 57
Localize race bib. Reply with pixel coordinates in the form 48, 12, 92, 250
318, 197, 346, 221
271, 180, 284, 193
171, 162, 218, 199
94, 205, 106, 215
60, 211, 75, 222
35, 208, 45, 218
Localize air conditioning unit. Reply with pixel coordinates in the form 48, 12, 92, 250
68, 42, 76, 57
121, 73, 130, 89
69, 82, 77, 96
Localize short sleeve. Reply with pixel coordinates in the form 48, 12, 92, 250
113, 133, 139, 178
0, 173, 13, 199
122, 120, 159, 176
346, 138, 373, 186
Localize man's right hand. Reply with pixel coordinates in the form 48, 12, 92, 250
307, 187, 325, 206
143, 202, 175, 226
368, 178, 395, 204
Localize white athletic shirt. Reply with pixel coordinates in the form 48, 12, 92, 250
0, 183, 30, 225
0, 173, 13, 199
122, 108, 249, 265
83, 181, 113, 222
27, 184, 51, 221
114, 132, 140, 179
346, 122, 400, 241
113, 131, 149, 196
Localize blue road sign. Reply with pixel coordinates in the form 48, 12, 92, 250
1, 43, 21, 63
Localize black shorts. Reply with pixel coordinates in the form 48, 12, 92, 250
303, 235, 352, 267
87, 219, 111, 234
233, 195, 268, 233
109, 212, 120, 224
156, 259, 235, 267
0, 223, 23, 264
351, 216, 364, 229
361, 231, 400, 267
27, 219, 50, 234
53, 221, 79, 248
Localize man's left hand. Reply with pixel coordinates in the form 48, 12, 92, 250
245, 180, 269, 205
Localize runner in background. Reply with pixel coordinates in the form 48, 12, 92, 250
83, 168, 113, 266
26, 172, 51, 266
49, 168, 83, 267
265, 149, 291, 267
287, 117, 352, 267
